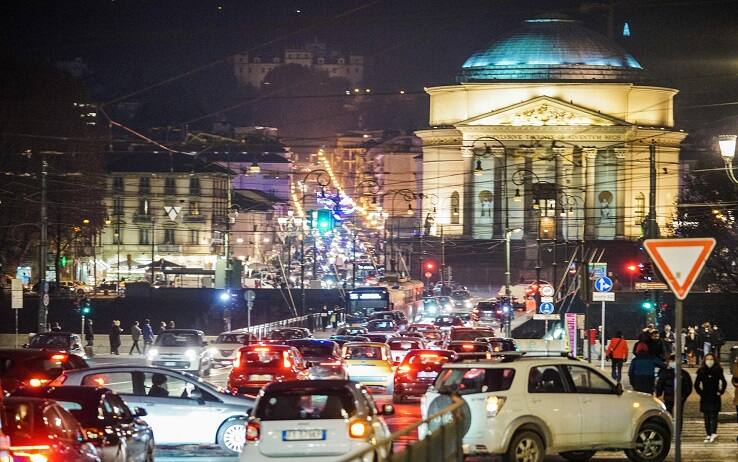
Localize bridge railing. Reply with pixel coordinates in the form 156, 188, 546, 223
336, 395, 465, 462
229, 313, 324, 339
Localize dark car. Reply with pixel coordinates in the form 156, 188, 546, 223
433, 315, 464, 329
285, 339, 346, 379
328, 335, 371, 346
2, 396, 100, 461
476, 337, 518, 352
335, 326, 369, 336
266, 328, 311, 343
25, 332, 86, 357
368, 311, 394, 322
390, 311, 409, 330
364, 333, 397, 344
447, 340, 492, 361
365, 319, 397, 333
11, 386, 154, 462
448, 326, 495, 343
0, 349, 89, 393
393, 349, 455, 403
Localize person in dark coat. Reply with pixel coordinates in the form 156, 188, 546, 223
648, 329, 666, 360
694, 353, 727, 443
629, 343, 664, 394
108, 320, 122, 355
142, 319, 155, 353
685, 327, 701, 366
84, 319, 94, 347
655, 354, 693, 426
711, 324, 725, 361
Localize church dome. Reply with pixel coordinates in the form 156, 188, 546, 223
459, 16, 643, 82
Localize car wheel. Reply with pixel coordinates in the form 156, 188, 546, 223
392, 393, 405, 404
504, 430, 544, 462
625, 421, 670, 462
217, 418, 246, 454
560, 450, 596, 461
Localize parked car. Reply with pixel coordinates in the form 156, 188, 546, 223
228, 344, 308, 395
50, 365, 253, 454
2, 396, 100, 461
285, 339, 346, 380
242, 380, 394, 462
341, 342, 394, 394
25, 332, 86, 358
146, 329, 212, 376
393, 349, 455, 403
209, 332, 257, 367
0, 349, 88, 392
422, 355, 673, 461
11, 386, 155, 462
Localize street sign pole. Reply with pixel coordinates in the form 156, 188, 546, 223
674, 297, 683, 462
600, 300, 605, 370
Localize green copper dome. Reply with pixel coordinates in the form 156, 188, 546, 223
459, 16, 643, 82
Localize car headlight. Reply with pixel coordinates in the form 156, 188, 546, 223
147, 349, 159, 359
464, 300, 473, 309
184, 349, 197, 359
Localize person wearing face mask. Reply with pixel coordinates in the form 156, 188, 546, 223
655, 354, 692, 427
695, 353, 727, 443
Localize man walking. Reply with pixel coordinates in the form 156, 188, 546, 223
129, 321, 142, 354
606, 331, 628, 383
142, 319, 155, 353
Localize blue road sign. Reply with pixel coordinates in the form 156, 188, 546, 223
539, 302, 555, 315
594, 276, 614, 293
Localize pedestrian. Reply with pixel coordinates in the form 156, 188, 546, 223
701, 323, 713, 359
159, 321, 167, 333
109, 320, 122, 355
711, 324, 725, 362
629, 342, 664, 394
655, 354, 693, 427
168, 320, 176, 330
685, 327, 700, 366
649, 329, 666, 360
84, 319, 94, 346
142, 319, 155, 353
129, 321, 142, 354
320, 306, 329, 331
661, 324, 675, 356
50, 322, 62, 332
606, 331, 628, 382
329, 311, 337, 330
731, 359, 738, 442
332, 304, 341, 328
694, 353, 727, 443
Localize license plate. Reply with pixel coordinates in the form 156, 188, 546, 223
282, 429, 326, 441
164, 362, 176, 367
418, 371, 437, 379
249, 374, 273, 381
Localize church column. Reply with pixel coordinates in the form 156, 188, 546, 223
614, 148, 626, 239
552, 146, 570, 240
583, 148, 598, 240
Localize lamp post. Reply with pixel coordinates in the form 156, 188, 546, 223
299, 169, 331, 312
717, 134, 738, 184
504, 227, 521, 337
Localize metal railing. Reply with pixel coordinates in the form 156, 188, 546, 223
229, 313, 324, 339
337, 396, 465, 462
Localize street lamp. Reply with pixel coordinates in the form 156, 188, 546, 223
717, 134, 738, 184
504, 227, 522, 338
299, 168, 332, 313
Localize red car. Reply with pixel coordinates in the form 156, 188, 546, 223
393, 349, 455, 403
0, 349, 88, 393
227, 344, 308, 395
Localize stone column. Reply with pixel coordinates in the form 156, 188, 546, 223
614, 148, 627, 239
583, 148, 598, 240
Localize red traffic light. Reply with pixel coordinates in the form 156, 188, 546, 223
626, 263, 638, 272
424, 260, 437, 272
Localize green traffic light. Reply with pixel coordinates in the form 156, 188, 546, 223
641, 301, 653, 310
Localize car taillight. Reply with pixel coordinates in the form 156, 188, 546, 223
461, 343, 475, 351
233, 350, 242, 368
485, 396, 506, 417
282, 351, 292, 369
397, 365, 411, 374
246, 421, 260, 442
50, 354, 67, 361
28, 378, 50, 387
9, 446, 50, 462
348, 420, 372, 439
48, 374, 66, 386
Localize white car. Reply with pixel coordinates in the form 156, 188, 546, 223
146, 329, 212, 376
209, 331, 257, 367
50, 365, 254, 454
241, 379, 394, 462
421, 355, 673, 462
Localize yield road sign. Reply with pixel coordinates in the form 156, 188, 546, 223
594, 276, 613, 292
643, 238, 716, 300
539, 302, 555, 315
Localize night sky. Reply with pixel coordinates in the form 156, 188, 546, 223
4, 0, 738, 133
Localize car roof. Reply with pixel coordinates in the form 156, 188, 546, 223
160, 329, 203, 335
244, 344, 293, 350
442, 354, 579, 368
342, 342, 388, 348
262, 379, 357, 393
34, 332, 75, 336
3, 396, 56, 408
285, 339, 337, 347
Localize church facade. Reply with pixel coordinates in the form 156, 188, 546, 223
417, 16, 685, 242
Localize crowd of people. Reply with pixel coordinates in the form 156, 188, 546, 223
606, 323, 737, 443
80, 318, 176, 355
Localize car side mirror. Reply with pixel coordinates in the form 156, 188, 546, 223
134, 406, 148, 417
381, 404, 395, 416
615, 382, 623, 396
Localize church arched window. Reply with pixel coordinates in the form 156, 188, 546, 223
450, 191, 460, 224
634, 192, 646, 224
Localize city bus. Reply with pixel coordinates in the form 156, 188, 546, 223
346, 280, 423, 324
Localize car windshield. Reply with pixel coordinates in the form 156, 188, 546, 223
294, 344, 335, 359
370, 312, 393, 320
215, 334, 244, 344
269, 330, 304, 340
344, 345, 384, 360
451, 291, 470, 300
388, 340, 421, 351
255, 388, 357, 420
435, 367, 515, 395
423, 299, 439, 308
21, 356, 81, 378
489, 340, 516, 352
28, 334, 69, 349
243, 349, 284, 367
52, 398, 98, 424
367, 320, 394, 331
154, 332, 201, 347
421, 330, 442, 340
451, 329, 494, 341
405, 352, 453, 368
449, 343, 488, 353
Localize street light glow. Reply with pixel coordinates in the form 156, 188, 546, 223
718, 134, 736, 159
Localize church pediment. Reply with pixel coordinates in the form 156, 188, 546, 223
457, 96, 630, 127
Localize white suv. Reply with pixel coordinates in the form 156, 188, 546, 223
421, 355, 672, 462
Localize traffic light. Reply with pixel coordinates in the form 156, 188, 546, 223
640, 291, 654, 311
316, 209, 334, 233
424, 260, 437, 272
626, 263, 638, 273
59, 255, 68, 268
81, 298, 91, 315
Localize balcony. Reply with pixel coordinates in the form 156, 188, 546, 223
183, 214, 206, 223
158, 244, 182, 253
133, 214, 152, 223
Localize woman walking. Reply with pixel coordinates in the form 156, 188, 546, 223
694, 353, 727, 443
109, 320, 122, 355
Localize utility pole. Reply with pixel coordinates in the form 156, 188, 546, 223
504, 229, 513, 338
300, 219, 305, 314
579, 239, 591, 362
440, 226, 446, 288
352, 232, 357, 289
38, 157, 49, 333
150, 217, 155, 283
648, 141, 659, 239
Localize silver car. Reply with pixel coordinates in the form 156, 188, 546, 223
50, 365, 253, 454
146, 329, 212, 375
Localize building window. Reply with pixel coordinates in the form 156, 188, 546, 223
189, 201, 200, 216
112, 176, 124, 193
189, 229, 200, 245
163, 228, 175, 245
189, 177, 201, 196
164, 177, 177, 195
138, 229, 150, 245
112, 197, 124, 216
138, 199, 150, 216
634, 193, 646, 225
450, 192, 460, 224
139, 177, 150, 194
112, 231, 121, 245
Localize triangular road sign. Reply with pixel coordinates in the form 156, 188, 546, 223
643, 238, 716, 300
